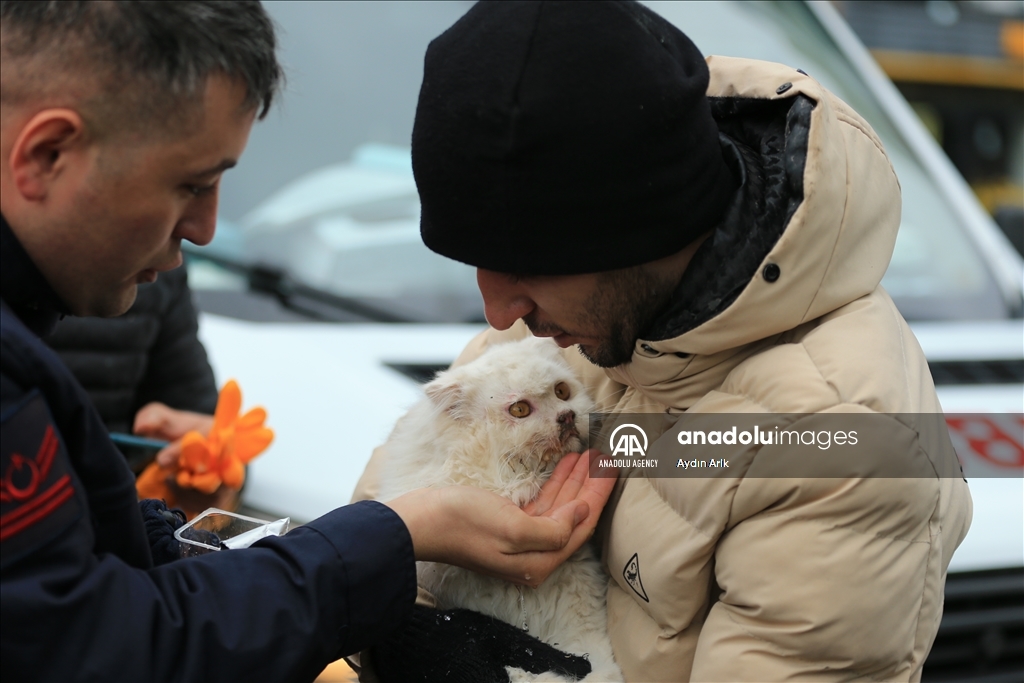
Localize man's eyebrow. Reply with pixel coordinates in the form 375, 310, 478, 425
189, 159, 238, 177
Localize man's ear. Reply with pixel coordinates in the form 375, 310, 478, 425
9, 108, 86, 201
424, 372, 466, 417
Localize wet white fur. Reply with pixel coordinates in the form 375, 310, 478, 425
377, 337, 623, 682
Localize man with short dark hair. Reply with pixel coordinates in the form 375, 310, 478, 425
355, 2, 973, 680
1, 3, 613, 680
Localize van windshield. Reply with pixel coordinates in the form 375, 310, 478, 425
199, 0, 1008, 323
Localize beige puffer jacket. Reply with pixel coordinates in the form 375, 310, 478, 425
353, 57, 972, 682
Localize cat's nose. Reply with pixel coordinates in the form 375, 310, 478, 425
557, 410, 576, 425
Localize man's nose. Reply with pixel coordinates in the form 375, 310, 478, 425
174, 191, 219, 247
476, 268, 534, 331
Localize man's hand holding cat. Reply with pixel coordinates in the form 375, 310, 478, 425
385, 451, 616, 588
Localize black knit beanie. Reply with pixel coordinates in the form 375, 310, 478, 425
414, 0, 737, 275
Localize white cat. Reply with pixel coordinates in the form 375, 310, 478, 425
376, 337, 623, 683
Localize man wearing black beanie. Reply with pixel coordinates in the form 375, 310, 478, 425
414, 0, 737, 368
356, 1, 971, 681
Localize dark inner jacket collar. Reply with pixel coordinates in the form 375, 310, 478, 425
0, 213, 70, 337
644, 94, 813, 342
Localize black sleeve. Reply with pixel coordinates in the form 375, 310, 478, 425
4, 342, 417, 683
133, 267, 218, 415
2, 330, 417, 681
2, 449, 417, 683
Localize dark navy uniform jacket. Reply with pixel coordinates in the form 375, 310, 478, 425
0, 216, 416, 682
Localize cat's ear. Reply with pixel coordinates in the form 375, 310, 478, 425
424, 373, 465, 415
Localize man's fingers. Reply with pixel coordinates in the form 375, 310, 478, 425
548, 499, 589, 530
523, 451, 580, 516
396, 473, 616, 589
155, 441, 182, 468
542, 458, 617, 564
578, 460, 618, 513
545, 448, 593, 512
133, 402, 171, 437
503, 501, 585, 553
134, 404, 213, 442
492, 501, 590, 586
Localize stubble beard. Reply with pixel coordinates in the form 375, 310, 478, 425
574, 265, 679, 368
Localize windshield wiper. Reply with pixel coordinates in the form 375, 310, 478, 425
184, 248, 413, 323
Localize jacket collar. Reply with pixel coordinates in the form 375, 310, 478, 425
603, 58, 901, 411
603, 95, 810, 410
0, 214, 69, 337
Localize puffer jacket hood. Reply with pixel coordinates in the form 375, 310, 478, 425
607, 56, 902, 406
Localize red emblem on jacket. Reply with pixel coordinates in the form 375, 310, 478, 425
1, 425, 74, 541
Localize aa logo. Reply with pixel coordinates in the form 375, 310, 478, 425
623, 552, 649, 602
609, 423, 648, 457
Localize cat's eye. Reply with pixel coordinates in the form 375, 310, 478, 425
508, 401, 531, 418
554, 382, 571, 400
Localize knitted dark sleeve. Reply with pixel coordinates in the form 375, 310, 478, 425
372, 605, 592, 683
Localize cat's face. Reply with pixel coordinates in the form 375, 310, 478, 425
424, 338, 593, 472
